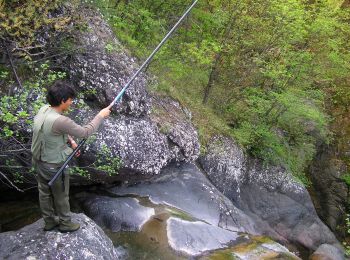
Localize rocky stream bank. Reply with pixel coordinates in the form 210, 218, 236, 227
0, 4, 346, 260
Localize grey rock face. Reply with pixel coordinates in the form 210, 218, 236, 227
167, 217, 239, 257
54, 6, 200, 177
241, 161, 338, 249
75, 163, 299, 259
77, 194, 155, 232
199, 136, 246, 200
109, 162, 259, 235
309, 145, 348, 234
150, 95, 200, 162
0, 213, 124, 260
310, 244, 345, 260
66, 7, 150, 116
70, 96, 199, 177
92, 115, 171, 174
200, 135, 340, 251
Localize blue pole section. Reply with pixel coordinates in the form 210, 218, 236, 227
49, 0, 199, 186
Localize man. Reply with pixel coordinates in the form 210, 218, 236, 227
31, 80, 110, 232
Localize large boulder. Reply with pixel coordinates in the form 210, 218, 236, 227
199, 135, 341, 251
0, 213, 125, 260
76, 193, 155, 232
107, 162, 259, 234
71, 97, 200, 178
150, 94, 200, 162
83, 113, 171, 175
53, 6, 200, 178
75, 162, 300, 258
65, 6, 150, 116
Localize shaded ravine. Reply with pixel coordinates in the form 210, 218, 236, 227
0, 190, 41, 232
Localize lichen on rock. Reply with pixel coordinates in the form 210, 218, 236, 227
0, 213, 125, 260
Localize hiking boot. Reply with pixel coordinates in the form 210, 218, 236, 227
44, 219, 59, 231
58, 221, 80, 233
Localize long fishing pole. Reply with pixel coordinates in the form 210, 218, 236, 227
49, 0, 199, 187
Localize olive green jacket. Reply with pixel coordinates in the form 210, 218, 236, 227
31, 105, 72, 164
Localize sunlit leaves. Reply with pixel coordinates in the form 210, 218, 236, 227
0, 0, 70, 59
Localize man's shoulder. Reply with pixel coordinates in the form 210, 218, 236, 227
52, 115, 76, 131
35, 104, 50, 116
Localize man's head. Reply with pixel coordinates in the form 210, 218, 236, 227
47, 80, 76, 112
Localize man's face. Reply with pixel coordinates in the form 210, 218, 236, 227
61, 98, 73, 112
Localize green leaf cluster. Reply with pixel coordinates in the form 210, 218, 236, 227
71, 142, 122, 177
0, 61, 66, 139
0, 0, 71, 59
342, 174, 350, 187
95, 144, 122, 176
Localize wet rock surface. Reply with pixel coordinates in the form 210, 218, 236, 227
166, 217, 240, 256
200, 135, 341, 251
199, 236, 302, 260
77, 193, 155, 232
108, 162, 259, 235
0, 153, 308, 259
310, 243, 345, 260
75, 162, 299, 259
0, 213, 125, 260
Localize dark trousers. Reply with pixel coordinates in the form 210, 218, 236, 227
33, 160, 71, 224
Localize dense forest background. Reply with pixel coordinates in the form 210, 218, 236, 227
0, 0, 350, 248
89, 0, 350, 184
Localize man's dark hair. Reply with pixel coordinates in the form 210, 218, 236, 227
47, 80, 76, 106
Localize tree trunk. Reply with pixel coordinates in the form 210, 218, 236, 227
202, 51, 221, 104
202, 7, 237, 104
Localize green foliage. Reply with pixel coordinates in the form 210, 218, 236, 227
70, 166, 89, 178
95, 144, 122, 175
71, 142, 122, 177
0, 70, 9, 79
0, 0, 71, 59
88, 0, 349, 181
220, 0, 349, 177
0, 61, 66, 139
342, 174, 350, 187
105, 43, 115, 53
0, 60, 67, 184
228, 87, 329, 175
